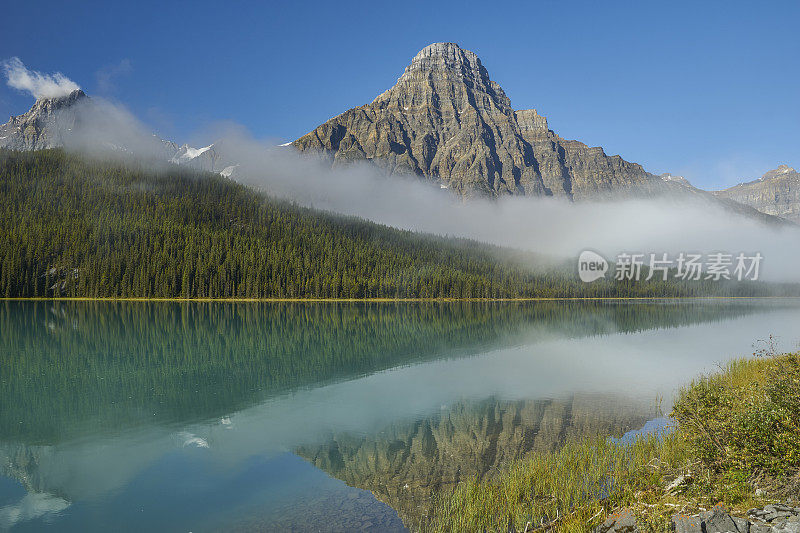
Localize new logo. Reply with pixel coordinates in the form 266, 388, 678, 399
578, 250, 608, 283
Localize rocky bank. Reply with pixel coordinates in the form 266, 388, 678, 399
597, 503, 800, 533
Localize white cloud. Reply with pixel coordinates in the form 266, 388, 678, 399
0, 492, 70, 529
2, 57, 81, 99
37, 96, 800, 283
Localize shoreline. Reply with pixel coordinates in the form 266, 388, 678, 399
2, 296, 800, 303
431, 351, 800, 532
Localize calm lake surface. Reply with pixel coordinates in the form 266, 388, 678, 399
1, 299, 799, 532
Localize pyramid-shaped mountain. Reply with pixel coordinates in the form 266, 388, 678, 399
293, 42, 686, 200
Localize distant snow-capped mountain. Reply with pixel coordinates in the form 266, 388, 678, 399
171, 144, 213, 164
0, 89, 234, 177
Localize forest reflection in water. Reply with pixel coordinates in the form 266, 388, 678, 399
1, 299, 798, 531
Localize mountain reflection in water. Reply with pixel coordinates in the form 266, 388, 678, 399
1, 299, 798, 532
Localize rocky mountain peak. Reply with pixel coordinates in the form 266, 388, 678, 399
5, 89, 87, 125
29, 89, 87, 113
373, 42, 511, 112
659, 173, 692, 187
715, 164, 800, 223
403, 42, 488, 83
411, 42, 478, 62
0, 90, 232, 176
294, 42, 673, 199
294, 43, 794, 224
1, 90, 88, 151
762, 164, 796, 180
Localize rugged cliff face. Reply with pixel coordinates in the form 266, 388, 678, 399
293, 43, 687, 201
714, 165, 800, 223
0, 90, 228, 174
0, 90, 88, 151
0, 56, 791, 225
297, 394, 654, 530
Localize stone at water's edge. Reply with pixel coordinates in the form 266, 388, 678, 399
750, 505, 800, 533
595, 504, 800, 533
595, 509, 638, 532
684, 506, 750, 532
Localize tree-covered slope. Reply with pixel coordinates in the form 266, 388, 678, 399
0, 149, 777, 299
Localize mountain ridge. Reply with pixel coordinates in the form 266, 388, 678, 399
291, 42, 796, 226
293, 43, 689, 201
714, 165, 800, 223
0, 89, 88, 151
0, 89, 230, 176
0, 47, 794, 226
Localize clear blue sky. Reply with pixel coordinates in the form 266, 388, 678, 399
1, 0, 798, 189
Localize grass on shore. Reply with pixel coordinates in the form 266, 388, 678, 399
429, 433, 688, 532
427, 350, 800, 532
3, 296, 797, 302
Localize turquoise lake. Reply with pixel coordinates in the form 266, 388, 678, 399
1, 300, 799, 531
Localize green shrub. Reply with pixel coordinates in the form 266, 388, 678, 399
428, 352, 800, 532
672, 352, 800, 480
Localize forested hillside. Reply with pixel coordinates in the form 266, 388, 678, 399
0, 149, 779, 299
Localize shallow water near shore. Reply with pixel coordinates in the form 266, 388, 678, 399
1, 299, 799, 532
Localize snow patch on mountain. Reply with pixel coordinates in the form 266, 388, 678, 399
658, 173, 692, 187
220, 165, 239, 178
170, 144, 214, 164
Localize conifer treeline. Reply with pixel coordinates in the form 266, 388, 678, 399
0, 149, 779, 299
0, 299, 759, 442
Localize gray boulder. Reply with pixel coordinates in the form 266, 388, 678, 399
594, 508, 639, 532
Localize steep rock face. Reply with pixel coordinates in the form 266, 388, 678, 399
294, 43, 678, 200
0, 90, 88, 151
714, 165, 800, 223
0, 91, 229, 175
